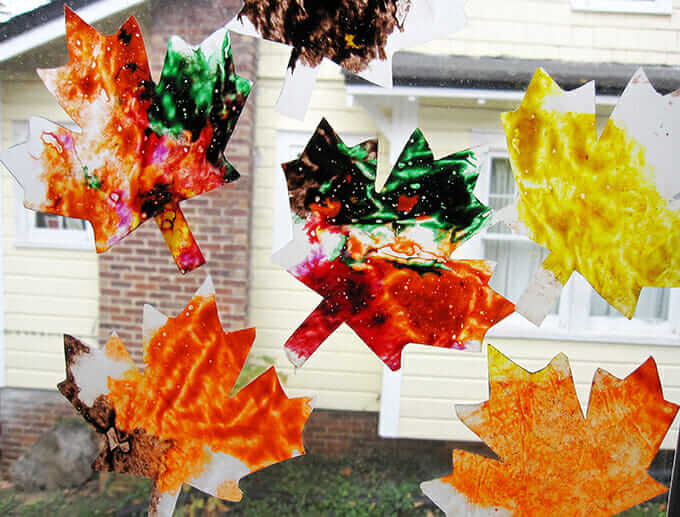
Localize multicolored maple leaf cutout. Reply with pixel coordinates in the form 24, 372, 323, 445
274, 119, 514, 371
500, 68, 680, 323
0, 7, 251, 273
58, 277, 312, 516
421, 346, 678, 516
227, 0, 466, 118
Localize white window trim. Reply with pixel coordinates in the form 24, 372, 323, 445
472, 130, 680, 344
12, 120, 95, 251
571, 0, 672, 15
14, 193, 95, 250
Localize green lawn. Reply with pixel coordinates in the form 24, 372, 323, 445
0, 452, 669, 516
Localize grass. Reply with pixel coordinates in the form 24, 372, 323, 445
0, 452, 670, 516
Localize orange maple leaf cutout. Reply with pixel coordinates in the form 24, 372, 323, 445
58, 277, 312, 516
422, 346, 678, 517
0, 7, 251, 273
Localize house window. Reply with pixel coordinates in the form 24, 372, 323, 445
473, 133, 679, 341
571, 0, 672, 15
12, 120, 94, 250
482, 156, 559, 317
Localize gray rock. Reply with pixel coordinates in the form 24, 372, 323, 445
10, 418, 100, 491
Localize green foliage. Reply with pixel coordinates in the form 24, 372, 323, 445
0, 475, 150, 516
620, 502, 667, 517
232, 354, 285, 393
176, 452, 438, 517
0, 453, 670, 516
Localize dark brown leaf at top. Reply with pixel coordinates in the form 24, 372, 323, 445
238, 0, 411, 72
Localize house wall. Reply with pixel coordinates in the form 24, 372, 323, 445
406, 103, 680, 449
0, 77, 100, 478
423, 0, 680, 64
247, 0, 680, 449
1, 80, 99, 390
97, 0, 257, 363
0, 0, 259, 476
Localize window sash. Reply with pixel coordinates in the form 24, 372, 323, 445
471, 136, 679, 340
12, 120, 94, 251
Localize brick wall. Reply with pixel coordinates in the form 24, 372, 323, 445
99, 0, 257, 362
0, 388, 78, 474
302, 409, 493, 462
0, 393, 484, 480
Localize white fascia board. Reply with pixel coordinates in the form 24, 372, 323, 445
347, 84, 620, 107
0, 0, 147, 63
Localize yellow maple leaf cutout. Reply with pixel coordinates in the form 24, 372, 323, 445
58, 276, 313, 517
422, 346, 678, 517
501, 68, 680, 319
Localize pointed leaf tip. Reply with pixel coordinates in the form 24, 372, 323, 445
196, 275, 216, 298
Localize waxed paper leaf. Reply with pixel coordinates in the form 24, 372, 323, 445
273, 119, 514, 371
0, 7, 251, 273
421, 346, 678, 516
501, 68, 680, 322
58, 277, 312, 517
227, 0, 466, 119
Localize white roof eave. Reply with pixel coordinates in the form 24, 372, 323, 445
0, 0, 146, 63
346, 83, 620, 107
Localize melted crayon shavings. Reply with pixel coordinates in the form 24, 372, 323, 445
0, 7, 251, 273
58, 277, 312, 517
422, 346, 678, 517
236, 0, 410, 73
278, 119, 514, 371
502, 68, 680, 318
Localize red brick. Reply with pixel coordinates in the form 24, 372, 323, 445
98, 0, 255, 358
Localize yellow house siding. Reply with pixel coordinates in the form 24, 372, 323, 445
1, 79, 99, 389
416, 0, 680, 65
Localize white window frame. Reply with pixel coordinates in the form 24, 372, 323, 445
571, 0, 672, 15
471, 130, 680, 345
275, 129, 376, 166
12, 120, 95, 251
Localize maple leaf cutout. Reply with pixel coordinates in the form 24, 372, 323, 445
421, 346, 678, 517
58, 277, 312, 517
0, 7, 251, 273
227, 0, 466, 118
501, 68, 680, 321
274, 119, 514, 371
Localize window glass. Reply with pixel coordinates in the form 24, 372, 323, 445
484, 157, 558, 313
12, 119, 92, 248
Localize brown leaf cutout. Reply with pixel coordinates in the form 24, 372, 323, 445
422, 346, 678, 517
58, 277, 313, 517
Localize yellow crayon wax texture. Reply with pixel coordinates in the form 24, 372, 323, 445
502, 69, 680, 318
